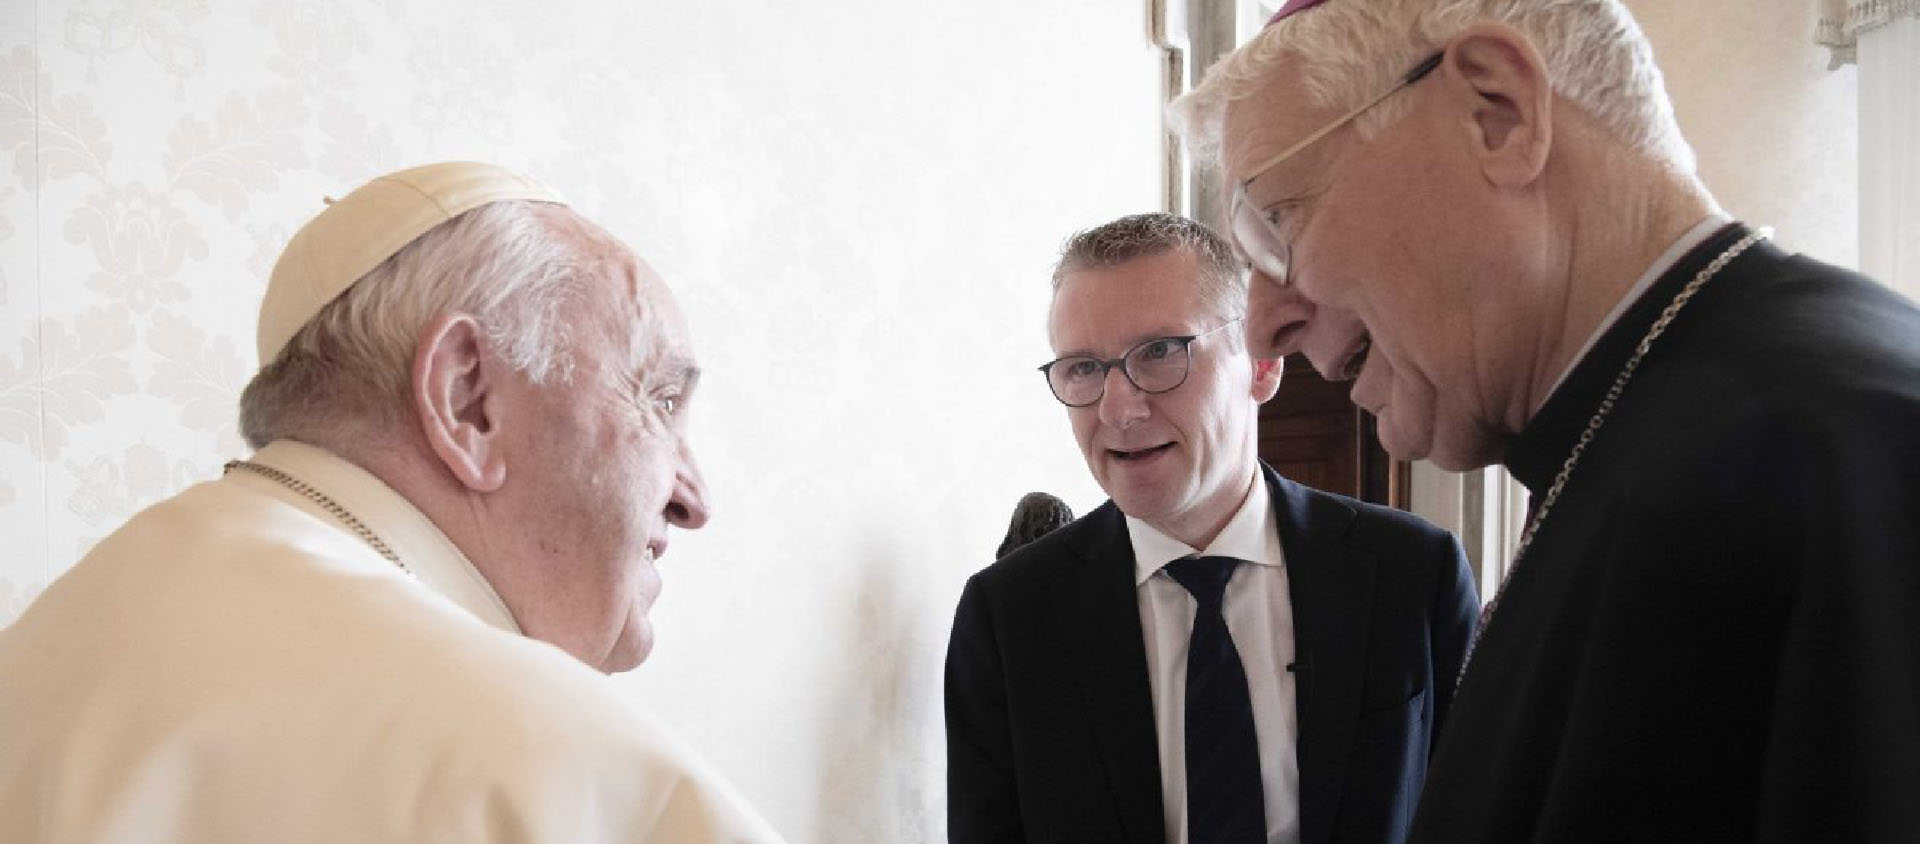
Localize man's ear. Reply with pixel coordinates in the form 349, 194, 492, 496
1443, 23, 1554, 188
413, 314, 508, 493
1252, 355, 1284, 403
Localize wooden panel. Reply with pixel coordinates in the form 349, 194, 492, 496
1258, 354, 1409, 509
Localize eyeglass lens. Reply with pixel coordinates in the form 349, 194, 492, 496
1232, 195, 1291, 282
1048, 337, 1193, 407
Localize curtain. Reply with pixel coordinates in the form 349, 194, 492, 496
1817, 0, 1920, 65
1857, 17, 1920, 299
1819, 1, 1920, 299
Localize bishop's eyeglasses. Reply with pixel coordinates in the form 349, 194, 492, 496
1230, 50, 1444, 286
1039, 319, 1243, 407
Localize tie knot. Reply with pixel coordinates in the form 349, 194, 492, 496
1164, 555, 1241, 608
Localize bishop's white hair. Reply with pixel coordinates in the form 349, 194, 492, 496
1168, 0, 1696, 176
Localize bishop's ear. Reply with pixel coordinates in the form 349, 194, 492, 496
413, 314, 508, 493
1443, 23, 1554, 188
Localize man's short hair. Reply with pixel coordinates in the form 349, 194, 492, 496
238, 201, 603, 449
1051, 212, 1247, 328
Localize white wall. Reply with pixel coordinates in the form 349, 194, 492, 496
1629, 0, 1858, 266
0, 2, 1162, 840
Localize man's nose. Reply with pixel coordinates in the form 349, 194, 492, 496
1096, 365, 1151, 429
1293, 306, 1368, 382
664, 440, 710, 530
1245, 271, 1317, 359
1249, 274, 1369, 381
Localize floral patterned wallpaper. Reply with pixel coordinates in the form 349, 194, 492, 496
1, 1, 405, 614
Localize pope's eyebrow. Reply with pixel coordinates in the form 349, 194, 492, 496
654, 358, 700, 395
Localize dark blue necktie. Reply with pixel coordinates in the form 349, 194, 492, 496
1165, 555, 1266, 844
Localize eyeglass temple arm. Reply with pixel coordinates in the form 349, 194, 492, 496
1239, 50, 1447, 189
1195, 318, 1244, 340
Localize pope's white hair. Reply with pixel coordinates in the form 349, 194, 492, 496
1168, 0, 1695, 176
239, 200, 622, 449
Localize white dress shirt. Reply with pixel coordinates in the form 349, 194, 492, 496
1128, 471, 1300, 844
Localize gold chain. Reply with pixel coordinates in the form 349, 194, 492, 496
223, 460, 409, 574
1456, 227, 1772, 691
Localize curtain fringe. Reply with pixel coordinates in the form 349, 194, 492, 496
1818, 0, 1920, 67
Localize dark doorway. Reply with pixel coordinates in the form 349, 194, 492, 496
1257, 354, 1409, 509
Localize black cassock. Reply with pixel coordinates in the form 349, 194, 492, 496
1412, 223, 1920, 843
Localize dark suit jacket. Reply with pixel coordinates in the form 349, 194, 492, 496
946, 464, 1478, 844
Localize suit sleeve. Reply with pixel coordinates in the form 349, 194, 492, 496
945, 574, 1025, 844
1426, 530, 1478, 746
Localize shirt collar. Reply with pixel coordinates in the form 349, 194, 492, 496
246, 440, 523, 635
1126, 469, 1285, 586
1539, 213, 1730, 406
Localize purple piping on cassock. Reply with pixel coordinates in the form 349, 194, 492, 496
1268, 0, 1333, 25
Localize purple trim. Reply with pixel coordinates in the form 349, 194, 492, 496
1268, 0, 1333, 26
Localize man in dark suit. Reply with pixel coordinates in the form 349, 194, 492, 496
945, 212, 1478, 844
1169, 1, 1920, 840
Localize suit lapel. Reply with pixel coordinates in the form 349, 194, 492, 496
1268, 466, 1374, 844
1050, 503, 1166, 844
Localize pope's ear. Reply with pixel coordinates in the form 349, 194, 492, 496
1443, 22, 1554, 188
413, 314, 508, 493
1252, 355, 1284, 403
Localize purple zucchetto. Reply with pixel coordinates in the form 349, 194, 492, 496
1268, 0, 1334, 25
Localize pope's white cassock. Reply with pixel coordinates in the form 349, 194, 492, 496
0, 439, 784, 843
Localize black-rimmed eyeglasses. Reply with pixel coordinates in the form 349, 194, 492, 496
1038, 319, 1243, 407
